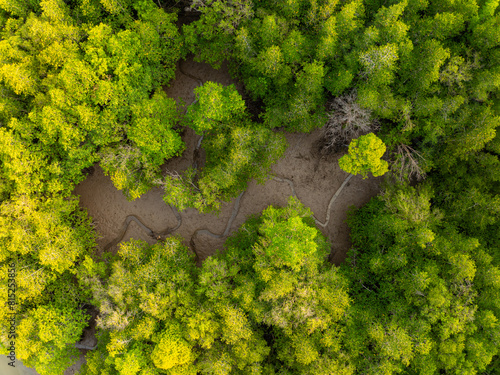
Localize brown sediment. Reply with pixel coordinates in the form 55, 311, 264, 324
74, 57, 382, 266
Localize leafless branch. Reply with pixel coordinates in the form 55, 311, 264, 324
321, 90, 379, 154
390, 144, 427, 182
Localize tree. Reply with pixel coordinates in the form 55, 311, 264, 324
100, 145, 159, 201
160, 82, 287, 212
185, 0, 340, 132
186, 82, 245, 134
15, 304, 88, 375
359, 44, 399, 87
263, 60, 327, 132
321, 89, 379, 153
201, 197, 353, 374
80, 238, 199, 375
183, 0, 253, 68
2, 0, 500, 373
0, 3, 186, 374
81, 197, 353, 374
151, 323, 197, 373
0, 195, 96, 373
339, 133, 389, 178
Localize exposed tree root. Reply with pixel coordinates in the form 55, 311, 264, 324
192, 191, 245, 240
103, 206, 182, 251
178, 58, 204, 89
315, 173, 353, 228
103, 172, 354, 253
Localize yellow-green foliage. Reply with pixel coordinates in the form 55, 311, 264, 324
0, 0, 184, 198
187, 82, 245, 134
1, 0, 500, 374
203, 197, 352, 373
0, 195, 95, 373
339, 133, 389, 178
80, 238, 199, 375
151, 323, 196, 373
15, 305, 88, 375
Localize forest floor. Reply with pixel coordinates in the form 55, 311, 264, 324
74, 56, 383, 266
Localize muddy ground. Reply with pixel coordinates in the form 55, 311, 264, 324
74, 56, 382, 266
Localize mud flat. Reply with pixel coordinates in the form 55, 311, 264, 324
74, 57, 382, 265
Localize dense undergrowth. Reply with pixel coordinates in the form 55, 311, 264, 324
0, 0, 499, 374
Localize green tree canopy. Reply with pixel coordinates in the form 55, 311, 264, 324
339, 133, 389, 178
343, 182, 500, 374
0, 195, 96, 372
161, 82, 287, 212
200, 197, 353, 373
80, 237, 199, 375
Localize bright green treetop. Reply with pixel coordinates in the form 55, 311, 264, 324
339, 133, 389, 178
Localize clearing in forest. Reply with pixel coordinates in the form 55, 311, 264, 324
74, 56, 382, 266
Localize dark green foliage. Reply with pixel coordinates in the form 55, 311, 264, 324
343, 182, 500, 374
185, 0, 342, 131
187, 0, 500, 170
431, 151, 500, 242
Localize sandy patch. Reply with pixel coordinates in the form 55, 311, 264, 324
0, 352, 87, 375
0, 356, 38, 375
74, 167, 179, 254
